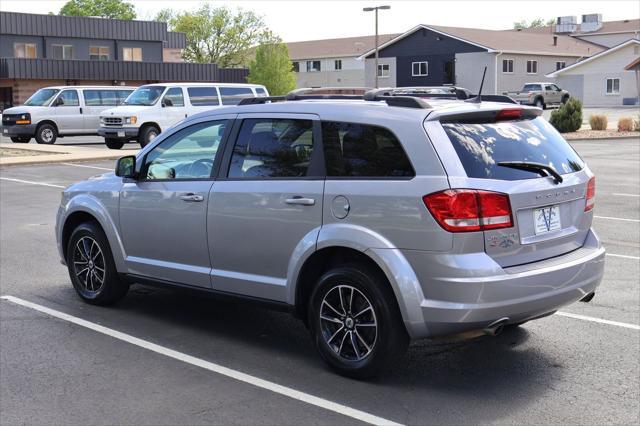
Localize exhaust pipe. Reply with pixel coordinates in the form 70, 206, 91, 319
580, 292, 595, 303
483, 317, 509, 336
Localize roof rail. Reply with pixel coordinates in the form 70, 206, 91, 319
237, 96, 286, 105
363, 89, 432, 108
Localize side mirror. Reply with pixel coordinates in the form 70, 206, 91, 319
163, 98, 173, 107
115, 155, 136, 178
53, 97, 64, 106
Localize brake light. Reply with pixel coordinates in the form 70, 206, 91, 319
585, 176, 596, 211
423, 189, 513, 232
495, 108, 523, 120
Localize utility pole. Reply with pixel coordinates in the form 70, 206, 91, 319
363, 5, 390, 88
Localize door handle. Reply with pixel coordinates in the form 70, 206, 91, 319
79, 107, 83, 114
179, 193, 204, 202
285, 196, 315, 206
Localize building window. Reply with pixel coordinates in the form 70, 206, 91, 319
122, 47, 142, 62
306, 60, 321, 72
526, 60, 538, 74
412, 61, 428, 76
334, 59, 342, 70
377, 64, 390, 78
606, 78, 620, 95
90, 46, 109, 61
556, 61, 566, 70
14, 43, 37, 58
502, 59, 514, 73
51, 44, 74, 60
292, 61, 299, 72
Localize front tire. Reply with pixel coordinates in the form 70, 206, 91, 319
10, 136, 31, 143
139, 125, 159, 148
104, 138, 124, 150
66, 222, 128, 305
561, 95, 570, 104
308, 264, 409, 379
35, 123, 57, 144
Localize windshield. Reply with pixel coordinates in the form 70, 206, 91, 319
123, 86, 165, 106
24, 89, 60, 106
441, 117, 584, 181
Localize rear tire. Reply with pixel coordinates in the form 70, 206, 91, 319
35, 123, 57, 144
534, 98, 545, 109
10, 136, 31, 143
66, 222, 129, 305
139, 125, 159, 148
104, 138, 124, 150
308, 263, 409, 379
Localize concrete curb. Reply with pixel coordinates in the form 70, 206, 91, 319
565, 135, 640, 141
0, 143, 137, 166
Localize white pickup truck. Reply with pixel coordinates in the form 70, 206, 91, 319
503, 83, 570, 109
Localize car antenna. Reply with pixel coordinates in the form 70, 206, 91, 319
466, 66, 487, 103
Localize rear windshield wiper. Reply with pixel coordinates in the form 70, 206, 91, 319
497, 161, 563, 184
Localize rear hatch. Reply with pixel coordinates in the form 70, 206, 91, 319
427, 107, 594, 268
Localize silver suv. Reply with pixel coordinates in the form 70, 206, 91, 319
55, 92, 605, 378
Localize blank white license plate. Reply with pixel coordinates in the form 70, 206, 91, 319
117, 131, 125, 137
2, 128, 7, 133
534, 205, 561, 235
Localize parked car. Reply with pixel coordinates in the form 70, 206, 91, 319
504, 83, 570, 109
56, 92, 604, 378
1, 86, 134, 144
98, 83, 269, 149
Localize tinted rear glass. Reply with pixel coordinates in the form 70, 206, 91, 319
220, 87, 254, 105
441, 117, 584, 181
187, 87, 219, 106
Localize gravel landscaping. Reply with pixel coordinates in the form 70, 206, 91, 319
562, 130, 640, 140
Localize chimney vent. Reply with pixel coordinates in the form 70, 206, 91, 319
553, 36, 558, 46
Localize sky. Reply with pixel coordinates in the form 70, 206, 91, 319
1, 0, 639, 42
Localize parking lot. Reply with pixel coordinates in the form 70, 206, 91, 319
1, 138, 638, 424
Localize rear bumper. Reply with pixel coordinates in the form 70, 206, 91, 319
98, 126, 139, 140
1, 124, 36, 137
397, 228, 605, 338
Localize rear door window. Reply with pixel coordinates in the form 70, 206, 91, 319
441, 117, 584, 180
321, 121, 414, 178
220, 87, 254, 105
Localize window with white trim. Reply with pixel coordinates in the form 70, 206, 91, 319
377, 64, 390, 77
14, 43, 37, 58
90, 46, 109, 61
292, 61, 299, 72
122, 47, 142, 62
306, 60, 321, 72
526, 60, 538, 74
52, 44, 74, 60
606, 78, 620, 95
334, 59, 342, 70
556, 61, 566, 70
411, 61, 428, 76
502, 59, 513, 73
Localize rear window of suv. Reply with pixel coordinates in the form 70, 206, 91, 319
441, 117, 584, 181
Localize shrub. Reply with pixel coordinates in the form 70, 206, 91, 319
633, 114, 640, 131
589, 115, 608, 130
618, 117, 634, 132
549, 97, 582, 133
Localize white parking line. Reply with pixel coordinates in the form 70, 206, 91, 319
557, 312, 640, 330
0, 295, 402, 426
0, 177, 65, 188
606, 253, 640, 260
594, 215, 640, 223
613, 193, 640, 198
61, 163, 112, 171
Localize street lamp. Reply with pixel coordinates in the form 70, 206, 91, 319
363, 5, 390, 88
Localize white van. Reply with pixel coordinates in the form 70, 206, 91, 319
1, 86, 135, 144
98, 82, 269, 149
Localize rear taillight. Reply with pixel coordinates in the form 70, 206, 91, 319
423, 189, 513, 232
495, 108, 523, 120
585, 176, 596, 211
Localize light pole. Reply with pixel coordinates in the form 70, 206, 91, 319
363, 5, 390, 88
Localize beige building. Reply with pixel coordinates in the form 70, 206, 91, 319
286, 34, 398, 88
546, 39, 640, 106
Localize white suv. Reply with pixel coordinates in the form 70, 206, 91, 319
98, 82, 268, 149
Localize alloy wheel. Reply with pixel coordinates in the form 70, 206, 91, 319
72, 236, 105, 293
319, 285, 377, 361
42, 129, 54, 143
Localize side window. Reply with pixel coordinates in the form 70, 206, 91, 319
143, 120, 227, 180
255, 87, 268, 97
322, 122, 414, 178
228, 118, 315, 178
163, 87, 184, 107
187, 87, 219, 106
117, 90, 132, 104
99, 90, 118, 106
83, 90, 101, 106
57, 90, 79, 106
545, 85, 554, 91
219, 87, 254, 105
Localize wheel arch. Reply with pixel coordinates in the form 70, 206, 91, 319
36, 119, 58, 133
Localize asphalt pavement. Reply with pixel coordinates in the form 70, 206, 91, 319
1, 138, 639, 425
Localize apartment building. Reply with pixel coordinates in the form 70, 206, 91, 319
0, 11, 247, 109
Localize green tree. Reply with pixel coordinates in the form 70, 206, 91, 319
513, 18, 556, 29
59, 0, 136, 20
248, 38, 296, 95
156, 5, 269, 67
